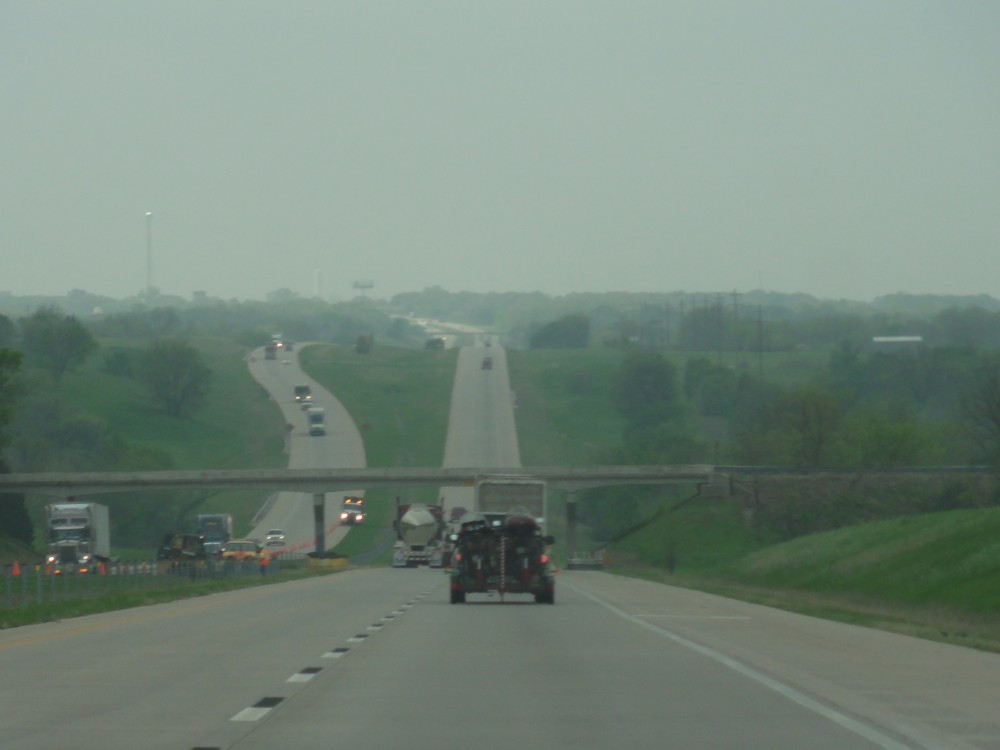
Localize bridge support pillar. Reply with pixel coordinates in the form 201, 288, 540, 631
313, 493, 326, 555
565, 493, 577, 561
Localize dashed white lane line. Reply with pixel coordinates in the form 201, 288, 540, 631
287, 667, 322, 683
231, 697, 283, 722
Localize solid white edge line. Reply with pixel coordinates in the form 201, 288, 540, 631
567, 582, 933, 750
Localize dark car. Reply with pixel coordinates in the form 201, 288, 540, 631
157, 533, 207, 562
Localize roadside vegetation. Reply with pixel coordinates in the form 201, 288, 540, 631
0, 560, 330, 630
2, 334, 288, 559
2, 289, 1000, 648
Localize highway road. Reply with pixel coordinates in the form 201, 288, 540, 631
3, 565, 999, 749
3, 344, 1000, 748
245, 345, 365, 552
439, 343, 521, 517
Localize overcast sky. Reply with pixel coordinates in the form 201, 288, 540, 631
3, 1, 998, 303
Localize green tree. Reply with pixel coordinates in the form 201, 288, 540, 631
529, 314, 590, 349
19, 306, 97, 384
137, 339, 212, 418
962, 355, 1000, 465
683, 357, 738, 417
834, 405, 931, 467
615, 350, 680, 427
0, 348, 21, 441
0, 348, 31, 545
0, 458, 32, 546
0, 314, 15, 348
779, 384, 842, 466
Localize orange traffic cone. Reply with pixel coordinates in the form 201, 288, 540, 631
12, 560, 20, 576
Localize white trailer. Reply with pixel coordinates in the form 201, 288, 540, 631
45, 502, 111, 574
475, 476, 546, 528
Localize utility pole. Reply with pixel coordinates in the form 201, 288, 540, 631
145, 211, 153, 296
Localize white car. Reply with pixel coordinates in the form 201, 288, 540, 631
265, 529, 286, 546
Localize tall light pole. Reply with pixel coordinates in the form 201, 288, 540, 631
145, 211, 153, 296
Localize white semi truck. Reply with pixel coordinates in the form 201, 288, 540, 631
45, 502, 111, 574
476, 476, 546, 527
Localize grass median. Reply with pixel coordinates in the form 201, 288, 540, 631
0, 561, 339, 630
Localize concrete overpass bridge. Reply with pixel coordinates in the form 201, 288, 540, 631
5, 465, 992, 559
0, 465, 720, 558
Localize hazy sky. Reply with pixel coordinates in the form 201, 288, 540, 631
3, 1, 999, 303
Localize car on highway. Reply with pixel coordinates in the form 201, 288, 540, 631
339, 497, 366, 525
265, 529, 286, 546
221, 539, 260, 561
307, 406, 326, 436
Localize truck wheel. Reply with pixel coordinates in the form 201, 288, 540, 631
450, 589, 465, 604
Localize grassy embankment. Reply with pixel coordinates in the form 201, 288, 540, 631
298, 343, 457, 562
611, 507, 1000, 653
44, 337, 290, 551
8, 339, 1000, 651
0, 563, 325, 630
1, 337, 325, 626
508, 347, 1000, 652
3, 337, 289, 564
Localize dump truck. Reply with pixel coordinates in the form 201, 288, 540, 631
392, 502, 446, 567
449, 513, 555, 604
45, 502, 111, 574
197, 513, 233, 557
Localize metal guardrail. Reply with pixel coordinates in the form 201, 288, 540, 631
566, 551, 608, 571
0, 555, 299, 609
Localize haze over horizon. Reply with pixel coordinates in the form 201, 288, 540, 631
4, 2, 998, 304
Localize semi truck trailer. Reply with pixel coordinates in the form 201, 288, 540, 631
45, 502, 111, 574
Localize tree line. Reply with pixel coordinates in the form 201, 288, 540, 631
0, 308, 218, 548
574, 344, 1000, 544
